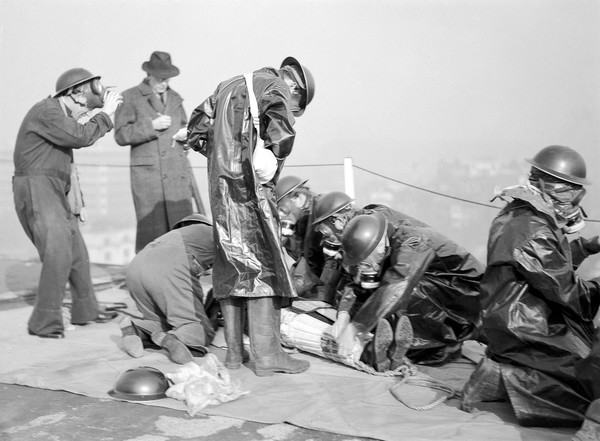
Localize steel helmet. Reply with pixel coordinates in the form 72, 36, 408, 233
312, 191, 354, 225
526, 145, 591, 186
173, 213, 212, 230
54, 68, 101, 97
275, 176, 309, 202
342, 213, 387, 266
108, 366, 170, 401
281, 56, 315, 117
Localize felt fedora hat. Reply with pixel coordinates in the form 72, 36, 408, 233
142, 51, 180, 79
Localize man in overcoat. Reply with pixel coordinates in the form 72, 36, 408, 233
187, 57, 315, 376
114, 51, 195, 252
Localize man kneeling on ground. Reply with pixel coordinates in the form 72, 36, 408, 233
120, 214, 218, 364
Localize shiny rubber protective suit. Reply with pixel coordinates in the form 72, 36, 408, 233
187, 67, 296, 300
480, 185, 600, 426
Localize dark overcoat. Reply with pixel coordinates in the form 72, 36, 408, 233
114, 80, 194, 252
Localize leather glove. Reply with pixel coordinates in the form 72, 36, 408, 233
331, 311, 350, 339
336, 322, 358, 359
583, 236, 600, 255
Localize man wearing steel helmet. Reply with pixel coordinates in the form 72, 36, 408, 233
187, 57, 315, 376
121, 213, 218, 364
275, 176, 338, 303
461, 146, 600, 433
332, 212, 485, 371
13, 67, 123, 339
276, 175, 313, 260
307, 191, 430, 304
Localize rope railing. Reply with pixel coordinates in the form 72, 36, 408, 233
2, 158, 598, 222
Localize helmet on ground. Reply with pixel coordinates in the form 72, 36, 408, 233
281, 56, 315, 116
108, 366, 170, 401
527, 145, 591, 186
173, 213, 212, 230
54, 68, 101, 97
342, 213, 387, 266
312, 191, 354, 225
276, 176, 309, 202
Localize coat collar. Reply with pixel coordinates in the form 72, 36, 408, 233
494, 184, 562, 227
138, 79, 157, 96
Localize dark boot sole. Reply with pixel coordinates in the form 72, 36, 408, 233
389, 315, 413, 370
373, 319, 393, 372
254, 363, 310, 377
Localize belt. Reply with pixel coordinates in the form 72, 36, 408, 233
14, 169, 70, 181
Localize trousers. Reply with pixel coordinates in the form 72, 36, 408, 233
13, 175, 98, 335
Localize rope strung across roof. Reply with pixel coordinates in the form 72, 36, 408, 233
1, 158, 597, 222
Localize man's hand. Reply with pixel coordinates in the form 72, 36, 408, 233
101, 90, 123, 117
152, 113, 172, 131
331, 311, 350, 339
336, 322, 358, 359
172, 127, 188, 142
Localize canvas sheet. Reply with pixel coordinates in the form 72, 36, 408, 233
0, 287, 576, 441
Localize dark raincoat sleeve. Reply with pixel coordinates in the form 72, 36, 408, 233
259, 84, 296, 159
187, 94, 216, 158
513, 228, 600, 320
570, 236, 600, 269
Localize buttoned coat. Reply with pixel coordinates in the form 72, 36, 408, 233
114, 80, 194, 252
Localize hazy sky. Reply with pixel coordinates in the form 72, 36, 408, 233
1, 0, 598, 167
1, 0, 599, 261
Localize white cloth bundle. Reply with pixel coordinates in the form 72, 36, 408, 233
165, 354, 249, 416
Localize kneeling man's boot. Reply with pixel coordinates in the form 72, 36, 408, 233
220, 298, 249, 369
153, 332, 193, 365
247, 296, 310, 377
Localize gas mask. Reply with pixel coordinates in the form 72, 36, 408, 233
315, 223, 343, 258
280, 212, 297, 237
352, 234, 389, 289
278, 192, 309, 237
71, 79, 109, 110
546, 183, 587, 234
320, 206, 355, 240
533, 175, 587, 234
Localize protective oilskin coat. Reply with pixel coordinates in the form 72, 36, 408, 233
341, 214, 485, 365
187, 67, 296, 300
114, 80, 194, 252
480, 185, 600, 426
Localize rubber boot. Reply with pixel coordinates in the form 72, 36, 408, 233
247, 296, 310, 377
372, 319, 393, 372
389, 315, 413, 371
460, 357, 508, 412
220, 298, 247, 369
